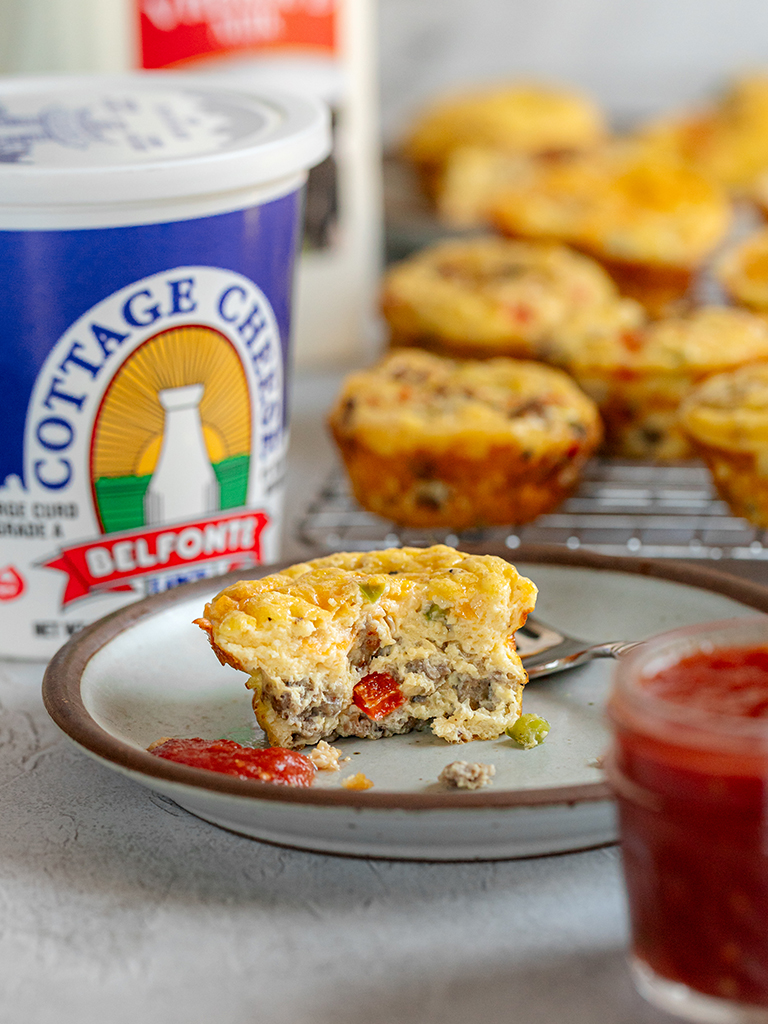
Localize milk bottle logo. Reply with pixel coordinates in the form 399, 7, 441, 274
11, 266, 285, 609
144, 384, 221, 525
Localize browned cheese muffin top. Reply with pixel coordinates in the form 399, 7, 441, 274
381, 235, 631, 358
329, 348, 602, 462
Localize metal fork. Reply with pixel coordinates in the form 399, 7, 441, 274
516, 616, 642, 680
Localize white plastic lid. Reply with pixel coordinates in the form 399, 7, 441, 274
0, 72, 331, 205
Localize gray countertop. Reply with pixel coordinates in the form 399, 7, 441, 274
0, 369, 744, 1024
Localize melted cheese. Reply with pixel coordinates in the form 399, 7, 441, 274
381, 235, 621, 354
403, 82, 605, 168
681, 363, 768, 450
329, 348, 601, 459
492, 142, 731, 267
565, 306, 768, 376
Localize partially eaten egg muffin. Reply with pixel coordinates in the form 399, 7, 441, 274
196, 545, 537, 749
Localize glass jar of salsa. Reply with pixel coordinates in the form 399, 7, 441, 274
606, 616, 768, 1024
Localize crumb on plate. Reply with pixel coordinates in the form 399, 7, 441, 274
439, 760, 496, 790
147, 736, 173, 752
307, 740, 344, 771
341, 772, 375, 790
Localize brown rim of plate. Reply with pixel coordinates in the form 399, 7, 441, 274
42, 543, 768, 811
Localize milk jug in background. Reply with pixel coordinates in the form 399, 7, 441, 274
0, 0, 383, 368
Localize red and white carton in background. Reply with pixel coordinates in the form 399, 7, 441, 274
138, 0, 337, 70
0, 0, 383, 368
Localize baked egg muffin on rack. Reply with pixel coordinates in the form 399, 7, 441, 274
431, 146, 534, 228
750, 173, 768, 223
490, 143, 731, 316
636, 73, 768, 193
196, 545, 538, 748
381, 235, 638, 361
403, 80, 606, 193
559, 305, 768, 459
716, 227, 768, 313
680, 363, 768, 528
328, 348, 602, 530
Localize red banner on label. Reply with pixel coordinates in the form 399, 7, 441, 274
43, 508, 269, 605
0, 565, 25, 602
139, 0, 337, 69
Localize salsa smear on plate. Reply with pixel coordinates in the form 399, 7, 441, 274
608, 636, 768, 1012
149, 738, 316, 787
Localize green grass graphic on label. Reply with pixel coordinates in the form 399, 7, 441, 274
94, 474, 151, 533
213, 454, 251, 510
95, 455, 251, 533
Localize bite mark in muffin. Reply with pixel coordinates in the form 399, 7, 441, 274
196, 545, 537, 749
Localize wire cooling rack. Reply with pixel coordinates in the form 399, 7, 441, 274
296, 459, 768, 561
299, 180, 768, 563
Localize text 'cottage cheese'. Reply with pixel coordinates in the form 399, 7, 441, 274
0, 73, 329, 658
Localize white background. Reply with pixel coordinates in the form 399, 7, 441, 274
377, 0, 768, 142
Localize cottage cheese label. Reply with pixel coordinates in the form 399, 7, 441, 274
1, 263, 288, 655
0, 75, 329, 659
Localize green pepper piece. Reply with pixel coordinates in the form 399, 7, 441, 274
359, 581, 385, 603
507, 713, 551, 749
424, 602, 448, 622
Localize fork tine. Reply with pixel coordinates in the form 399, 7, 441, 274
515, 616, 569, 658
516, 619, 545, 640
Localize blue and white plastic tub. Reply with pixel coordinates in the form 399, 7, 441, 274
0, 74, 330, 658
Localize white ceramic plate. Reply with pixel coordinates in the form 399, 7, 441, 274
42, 546, 768, 860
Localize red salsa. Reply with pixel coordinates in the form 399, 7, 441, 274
644, 646, 768, 717
149, 737, 316, 787
610, 644, 768, 1008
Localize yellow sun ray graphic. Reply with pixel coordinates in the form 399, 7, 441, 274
90, 325, 252, 532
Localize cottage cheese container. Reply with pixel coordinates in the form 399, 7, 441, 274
0, 73, 330, 659
0, 0, 383, 369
